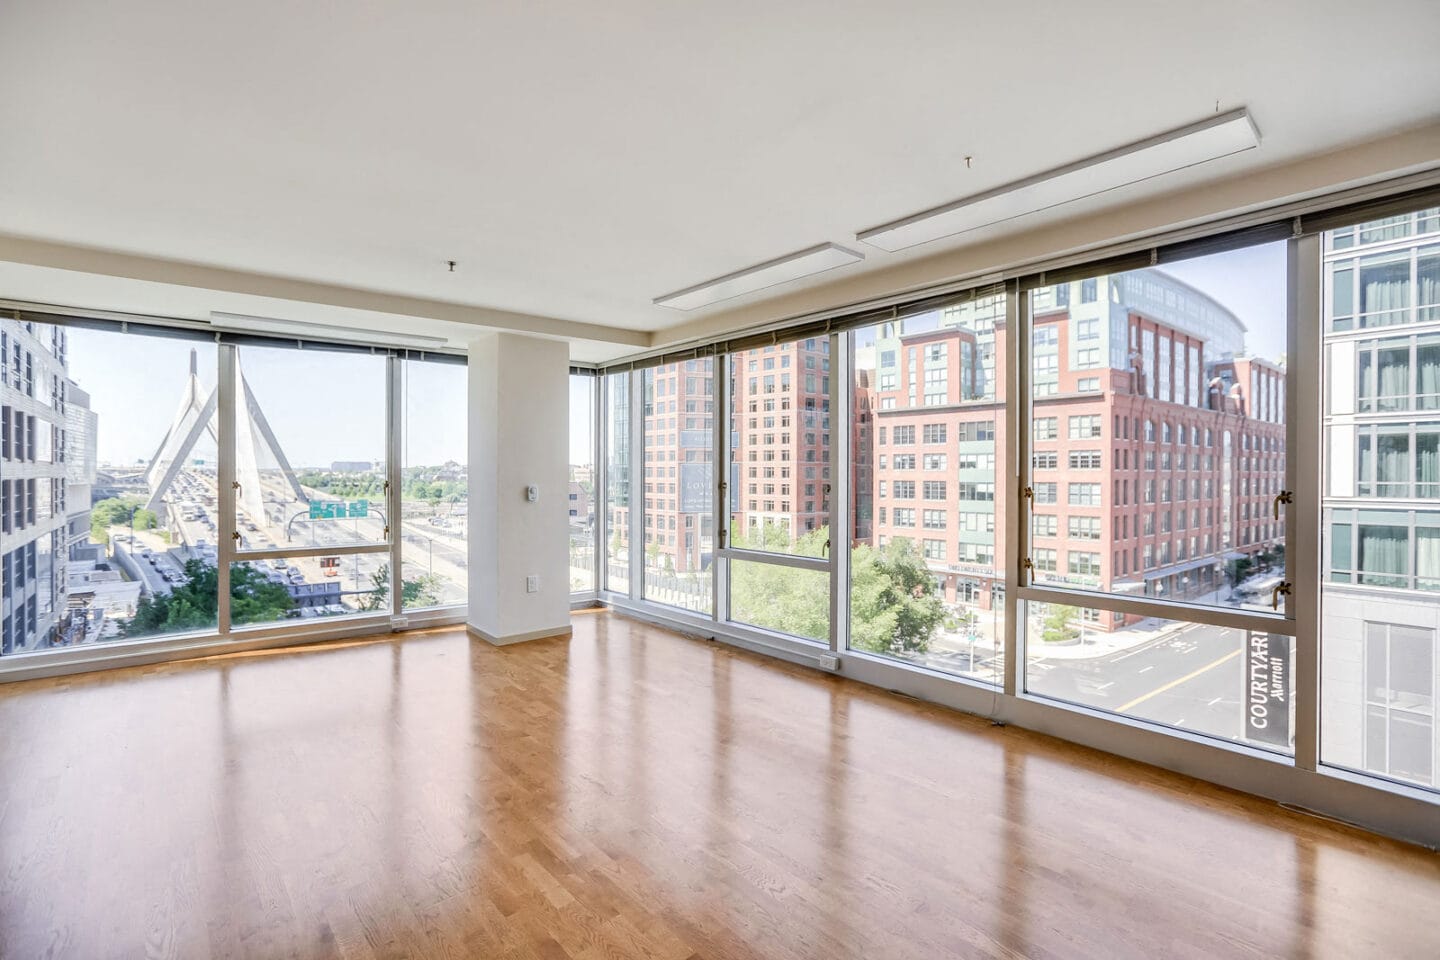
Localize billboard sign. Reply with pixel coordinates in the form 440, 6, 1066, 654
1244, 632, 1290, 748
679, 463, 712, 514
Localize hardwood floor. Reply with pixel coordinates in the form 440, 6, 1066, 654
1, 610, 1437, 959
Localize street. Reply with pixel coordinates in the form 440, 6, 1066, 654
909, 619, 1292, 752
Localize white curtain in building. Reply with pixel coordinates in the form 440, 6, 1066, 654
1416, 528, 1440, 589
1378, 349, 1410, 408
1418, 342, 1440, 408
1418, 252, 1440, 313
1419, 435, 1440, 497
1359, 525, 1409, 586
1360, 260, 1411, 322
1378, 435, 1411, 493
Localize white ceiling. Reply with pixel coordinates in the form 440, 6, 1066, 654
2, 1, 1438, 352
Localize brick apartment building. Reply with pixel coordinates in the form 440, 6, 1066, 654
729, 338, 833, 545
866, 270, 1286, 629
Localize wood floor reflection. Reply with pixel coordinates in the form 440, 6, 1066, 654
1, 610, 1436, 959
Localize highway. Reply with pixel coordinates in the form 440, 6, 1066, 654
129, 468, 469, 616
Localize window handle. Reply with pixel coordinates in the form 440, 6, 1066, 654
1271, 581, 1292, 610
1273, 490, 1293, 520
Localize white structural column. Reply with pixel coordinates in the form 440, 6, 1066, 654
467, 333, 573, 645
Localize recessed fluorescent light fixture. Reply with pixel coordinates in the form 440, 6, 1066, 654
654, 242, 865, 311
857, 108, 1261, 253
210, 312, 449, 350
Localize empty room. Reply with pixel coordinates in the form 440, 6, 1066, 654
2, 2, 1439, 958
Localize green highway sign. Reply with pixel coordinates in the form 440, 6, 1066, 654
309, 499, 369, 520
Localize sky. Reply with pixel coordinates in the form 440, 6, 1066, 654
65, 241, 1280, 468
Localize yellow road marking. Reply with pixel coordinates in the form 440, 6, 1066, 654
1117, 649, 1241, 713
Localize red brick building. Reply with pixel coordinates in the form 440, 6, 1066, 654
865, 271, 1286, 629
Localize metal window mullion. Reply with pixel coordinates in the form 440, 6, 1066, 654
720, 546, 828, 572
1291, 232, 1323, 772
713, 352, 727, 624
1004, 282, 1025, 696
590, 373, 601, 595
1014, 584, 1297, 636
233, 543, 390, 562
388, 356, 403, 618
830, 331, 850, 653
216, 343, 236, 635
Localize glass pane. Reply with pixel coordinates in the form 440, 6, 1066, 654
227, 558, 373, 626
1, 321, 220, 653
603, 372, 630, 595
1322, 206, 1440, 792
568, 374, 595, 593
399, 358, 467, 610
728, 558, 829, 643
641, 360, 713, 614
1026, 244, 1288, 614
235, 344, 388, 548
847, 295, 1005, 685
1025, 605, 1295, 754
726, 339, 832, 556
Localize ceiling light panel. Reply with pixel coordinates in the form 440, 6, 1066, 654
654, 243, 865, 311
857, 109, 1261, 253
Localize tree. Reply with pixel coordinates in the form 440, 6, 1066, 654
726, 528, 946, 653
362, 563, 443, 610
848, 536, 946, 655
728, 527, 832, 642
1041, 604, 1081, 644
90, 496, 149, 545
1227, 556, 1253, 589
126, 561, 293, 637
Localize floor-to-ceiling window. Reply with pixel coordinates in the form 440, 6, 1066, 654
226, 342, 391, 626
847, 292, 1006, 683
1017, 243, 1295, 753
1321, 205, 1440, 790
603, 371, 631, 596
569, 372, 596, 595
1, 319, 221, 651
0, 315, 470, 663
640, 360, 714, 614
400, 355, 468, 610
723, 338, 832, 643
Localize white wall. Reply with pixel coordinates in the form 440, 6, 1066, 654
467, 333, 572, 643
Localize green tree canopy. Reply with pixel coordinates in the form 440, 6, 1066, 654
848, 536, 947, 655
727, 528, 945, 654
361, 563, 443, 610
1040, 604, 1081, 644
90, 496, 156, 545
127, 561, 293, 637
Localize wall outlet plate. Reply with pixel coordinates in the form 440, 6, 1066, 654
526, 575, 539, 593
390, 615, 410, 632
818, 654, 841, 671
526, 484, 539, 502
